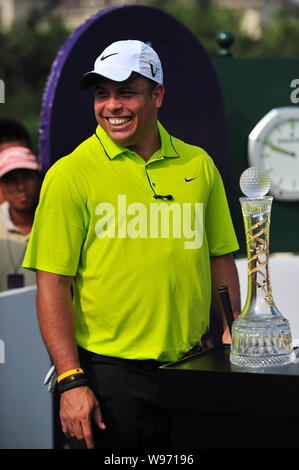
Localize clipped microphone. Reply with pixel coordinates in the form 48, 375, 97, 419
153, 194, 173, 201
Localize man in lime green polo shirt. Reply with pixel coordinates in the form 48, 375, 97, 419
23, 40, 240, 449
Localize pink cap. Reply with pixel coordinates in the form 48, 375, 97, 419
0, 146, 40, 178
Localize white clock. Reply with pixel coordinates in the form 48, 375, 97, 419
248, 107, 299, 201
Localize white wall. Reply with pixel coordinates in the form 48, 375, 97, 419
0, 286, 53, 449
236, 254, 299, 343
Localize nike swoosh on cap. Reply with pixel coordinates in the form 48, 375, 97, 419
185, 177, 199, 182
100, 53, 118, 61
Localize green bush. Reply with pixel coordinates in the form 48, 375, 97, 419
0, 15, 70, 152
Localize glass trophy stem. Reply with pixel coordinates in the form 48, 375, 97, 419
230, 196, 295, 367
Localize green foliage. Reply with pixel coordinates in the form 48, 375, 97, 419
0, 15, 70, 151
148, 0, 299, 58
255, 7, 299, 58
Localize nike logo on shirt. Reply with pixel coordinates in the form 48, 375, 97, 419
185, 177, 199, 182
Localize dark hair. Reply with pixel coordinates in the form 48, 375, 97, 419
95, 72, 159, 94
0, 118, 31, 147
1, 168, 43, 184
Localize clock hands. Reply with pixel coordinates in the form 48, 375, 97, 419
265, 140, 296, 157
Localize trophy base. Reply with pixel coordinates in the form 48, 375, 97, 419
230, 315, 296, 368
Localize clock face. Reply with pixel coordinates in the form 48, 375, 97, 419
248, 107, 299, 201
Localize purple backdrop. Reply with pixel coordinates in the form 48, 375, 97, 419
39, 4, 229, 186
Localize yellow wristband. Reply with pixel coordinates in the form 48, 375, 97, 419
57, 368, 84, 383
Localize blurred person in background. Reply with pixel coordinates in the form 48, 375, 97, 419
0, 118, 32, 204
0, 144, 42, 290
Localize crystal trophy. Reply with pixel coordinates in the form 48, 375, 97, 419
230, 167, 295, 367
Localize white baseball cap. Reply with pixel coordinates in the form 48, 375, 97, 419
80, 40, 163, 89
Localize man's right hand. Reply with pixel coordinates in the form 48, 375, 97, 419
60, 385, 106, 449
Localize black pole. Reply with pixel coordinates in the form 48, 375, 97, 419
217, 285, 235, 336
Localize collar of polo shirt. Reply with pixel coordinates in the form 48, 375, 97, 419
94, 121, 180, 161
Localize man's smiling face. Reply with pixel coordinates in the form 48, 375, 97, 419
94, 76, 164, 152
